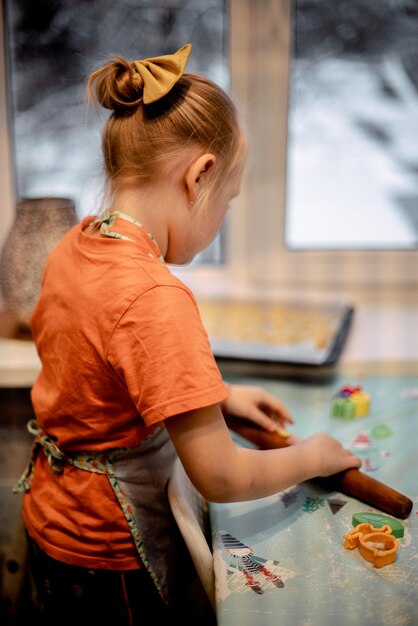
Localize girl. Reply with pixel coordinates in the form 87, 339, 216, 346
16, 44, 361, 625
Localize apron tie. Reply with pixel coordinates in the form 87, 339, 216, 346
28, 418, 66, 473
13, 419, 66, 492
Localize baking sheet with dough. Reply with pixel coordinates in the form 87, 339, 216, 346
198, 299, 354, 366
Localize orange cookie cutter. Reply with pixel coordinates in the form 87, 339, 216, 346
343, 522, 398, 568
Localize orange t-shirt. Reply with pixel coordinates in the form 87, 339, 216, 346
23, 215, 229, 570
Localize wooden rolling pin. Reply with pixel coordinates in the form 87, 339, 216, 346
225, 416, 413, 520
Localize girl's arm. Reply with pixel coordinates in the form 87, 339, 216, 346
165, 403, 361, 503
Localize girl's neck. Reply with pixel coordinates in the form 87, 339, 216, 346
110, 185, 173, 257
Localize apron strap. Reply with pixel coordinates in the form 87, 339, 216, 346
91, 211, 165, 262
92, 212, 137, 243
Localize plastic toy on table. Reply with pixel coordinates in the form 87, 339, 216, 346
343, 522, 398, 568
352, 512, 405, 538
332, 385, 370, 418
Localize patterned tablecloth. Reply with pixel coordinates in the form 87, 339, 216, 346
210, 374, 418, 626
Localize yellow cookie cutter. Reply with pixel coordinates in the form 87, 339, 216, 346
343, 522, 398, 568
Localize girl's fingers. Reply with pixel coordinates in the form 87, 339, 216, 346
260, 399, 295, 424
248, 408, 280, 433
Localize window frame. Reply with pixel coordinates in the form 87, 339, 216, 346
0, 0, 15, 267
1, 0, 417, 308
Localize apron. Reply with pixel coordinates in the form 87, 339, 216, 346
14, 212, 195, 608
15, 421, 196, 608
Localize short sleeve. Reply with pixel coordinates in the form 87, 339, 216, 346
107, 285, 229, 425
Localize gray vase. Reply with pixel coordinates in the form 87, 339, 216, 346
0, 197, 77, 329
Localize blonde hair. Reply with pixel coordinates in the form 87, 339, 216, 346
87, 55, 242, 212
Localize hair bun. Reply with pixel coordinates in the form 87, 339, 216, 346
88, 55, 143, 113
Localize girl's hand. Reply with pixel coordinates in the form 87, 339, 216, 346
302, 432, 362, 476
221, 383, 294, 433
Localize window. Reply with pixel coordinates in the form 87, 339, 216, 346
2, 0, 418, 299
286, 0, 418, 250
221, 0, 418, 294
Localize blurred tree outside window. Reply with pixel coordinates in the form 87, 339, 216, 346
4, 0, 228, 264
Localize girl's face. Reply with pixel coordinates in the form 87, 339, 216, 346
192, 162, 244, 256
172, 140, 247, 265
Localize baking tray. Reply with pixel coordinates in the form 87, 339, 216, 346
197, 299, 355, 379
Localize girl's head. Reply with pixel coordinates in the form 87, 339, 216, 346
87, 45, 245, 227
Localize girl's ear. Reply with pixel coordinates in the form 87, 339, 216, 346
185, 153, 216, 204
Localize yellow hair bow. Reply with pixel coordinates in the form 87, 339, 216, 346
132, 43, 192, 105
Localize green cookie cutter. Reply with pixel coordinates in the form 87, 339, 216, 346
352, 512, 404, 538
